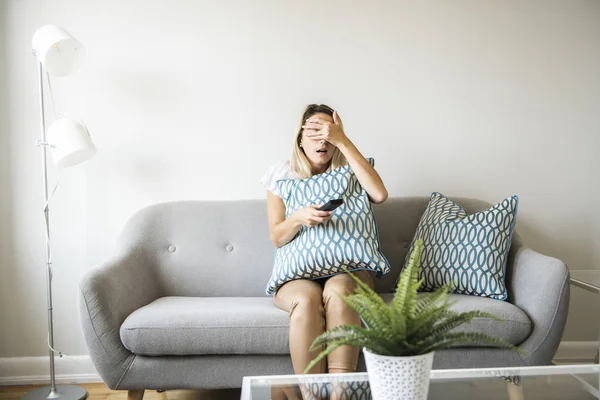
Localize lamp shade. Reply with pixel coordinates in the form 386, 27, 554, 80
32, 25, 85, 77
47, 118, 96, 168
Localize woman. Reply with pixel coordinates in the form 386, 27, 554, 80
261, 104, 388, 396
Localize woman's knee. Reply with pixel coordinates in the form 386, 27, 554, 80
287, 283, 324, 319
323, 274, 356, 298
323, 271, 374, 306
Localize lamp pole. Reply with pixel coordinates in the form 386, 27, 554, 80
39, 59, 58, 396
21, 48, 88, 400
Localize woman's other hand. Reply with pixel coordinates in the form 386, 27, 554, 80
292, 205, 334, 227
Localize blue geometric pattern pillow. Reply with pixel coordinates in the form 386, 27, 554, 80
266, 158, 391, 295
400, 192, 518, 300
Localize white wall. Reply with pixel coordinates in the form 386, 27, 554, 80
1, 0, 21, 356
0, 0, 12, 352
1, 0, 599, 359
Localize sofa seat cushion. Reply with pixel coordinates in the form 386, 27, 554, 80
380, 293, 531, 345
120, 297, 289, 356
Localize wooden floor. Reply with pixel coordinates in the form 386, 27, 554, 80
0, 384, 242, 400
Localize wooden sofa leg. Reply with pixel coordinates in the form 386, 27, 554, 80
127, 389, 145, 400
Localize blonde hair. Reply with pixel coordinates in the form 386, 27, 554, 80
290, 104, 348, 179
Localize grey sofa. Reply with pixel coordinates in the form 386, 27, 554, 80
79, 197, 570, 395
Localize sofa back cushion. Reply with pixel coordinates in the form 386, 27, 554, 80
117, 200, 275, 297
116, 197, 506, 296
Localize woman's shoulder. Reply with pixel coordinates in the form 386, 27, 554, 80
261, 161, 296, 194
263, 160, 293, 180
267, 160, 291, 174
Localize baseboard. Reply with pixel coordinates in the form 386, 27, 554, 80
0, 342, 597, 386
0, 356, 102, 386
553, 341, 598, 364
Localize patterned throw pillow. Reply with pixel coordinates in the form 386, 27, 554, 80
265, 158, 391, 295
400, 192, 519, 300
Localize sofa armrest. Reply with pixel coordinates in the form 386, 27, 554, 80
79, 248, 162, 389
507, 246, 570, 365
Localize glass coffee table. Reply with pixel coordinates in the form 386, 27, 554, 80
241, 364, 600, 399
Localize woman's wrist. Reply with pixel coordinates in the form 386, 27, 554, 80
335, 137, 354, 154
288, 212, 303, 229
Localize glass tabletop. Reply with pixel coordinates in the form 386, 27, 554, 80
241, 364, 600, 399
570, 270, 600, 293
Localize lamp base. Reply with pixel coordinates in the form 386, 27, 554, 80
21, 385, 87, 400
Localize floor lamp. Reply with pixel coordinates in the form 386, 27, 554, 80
22, 25, 96, 400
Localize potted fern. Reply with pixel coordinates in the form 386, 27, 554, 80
304, 240, 521, 400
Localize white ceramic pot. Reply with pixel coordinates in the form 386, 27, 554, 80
363, 348, 434, 400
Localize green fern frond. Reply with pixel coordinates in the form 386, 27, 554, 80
342, 293, 392, 330
313, 325, 398, 354
419, 332, 524, 355
405, 299, 451, 337
434, 310, 501, 332
308, 325, 365, 350
417, 330, 507, 351
304, 328, 398, 373
413, 286, 452, 315
304, 341, 345, 374
404, 276, 424, 319
408, 308, 486, 342
393, 240, 424, 313
389, 305, 407, 338
342, 268, 389, 309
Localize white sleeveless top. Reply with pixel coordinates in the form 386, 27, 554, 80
260, 161, 298, 198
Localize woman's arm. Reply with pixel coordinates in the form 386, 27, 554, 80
267, 192, 303, 248
267, 192, 334, 248
337, 140, 388, 204
302, 112, 388, 204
